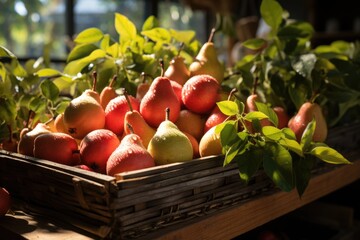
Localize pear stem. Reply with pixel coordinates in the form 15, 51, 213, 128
208, 28, 216, 43
126, 123, 134, 134
159, 59, 165, 77
309, 92, 320, 104
91, 71, 97, 91
109, 75, 117, 88
44, 117, 54, 126
228, 88, 238, 101
25, 110, 34, 129
123, 89, 134, 112
165, 107, 170, 121
177, 42, 184, 57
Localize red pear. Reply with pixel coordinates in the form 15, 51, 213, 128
105, 91, 140, 136
140, 61, 180, 128
79, 129, 120, 174
106, 126, 155, 176
182, 74, 220, 114
288, 102, 328, 142
33, 132, 80, 165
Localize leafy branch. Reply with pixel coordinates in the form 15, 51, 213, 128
215, 100, 350, 197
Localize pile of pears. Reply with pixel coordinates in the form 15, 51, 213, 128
3, 29, 329, 178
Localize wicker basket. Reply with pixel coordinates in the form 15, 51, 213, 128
1, 122, 359, 239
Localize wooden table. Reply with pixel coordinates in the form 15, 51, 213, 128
1, 157, 359, 240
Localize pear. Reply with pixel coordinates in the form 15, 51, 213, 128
189, 28, 223, 83
105, 90, 140, 136
183, 132, 200, 159
199, 125, 222, 157
164, 44, 190, 85
140, 60, 181, 128
204, 105, 228, 134
33, 132, 80, 166
182, 74, 220, 114
175, 109, 205, 141
273, 106, 290, 129
148, 108, 193, 165
135, 72, 152, 101
123, 92, 156, 148
288, 101, 328, 142
63, 91, 105, 140
100, 75, 118, 109
245, 93, 273, 133
79, 129, 120, 174
54, 113, 66, 133
17, 123, 52, 156
106, 124, 155, 176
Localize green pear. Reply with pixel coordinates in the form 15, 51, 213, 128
189, 28, 223, 84
148, 108, 193, 165
288, 102, 328, 142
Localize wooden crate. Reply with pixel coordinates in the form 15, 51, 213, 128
0, 123, 359, 239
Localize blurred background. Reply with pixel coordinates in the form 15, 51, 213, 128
1, 0, 360, 66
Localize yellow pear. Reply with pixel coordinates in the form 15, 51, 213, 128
199, 125, 223, 157
63, 76, 105, 140
189, 28, 223, 84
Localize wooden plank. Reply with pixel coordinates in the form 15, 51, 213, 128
139, 158, 360, 240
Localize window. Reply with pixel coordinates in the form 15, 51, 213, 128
0, 0, 208, 62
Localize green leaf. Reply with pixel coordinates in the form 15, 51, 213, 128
29, 96, 46, 113
40, 79, 59, 102
53, 75, 74, 92
310, 146, 351, 164
115, 13, 137, 41
74, 28, 104, 44
293, 156, 315, 197
279, 138, 304, 157
263, 142, 293, 192
224, 140, 241, 166
141, 28, 171, 43
67, 44, 99, 62
36, 68, 62, 78
245, 111, 269, 121
282, 128, 297, 140
236, 148, 263, 183
262, 126, 283, 141
255, 102, 278, 126
142, 15, 159, 31
300, 118, 316, 151
0, 98, 17, 124
242, 38, 267, 50
170, 29, 196, 45
277, 22, 314, 40
217, 100, 239, 116
220, 122, 239, 147
260, 0, 283, 33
